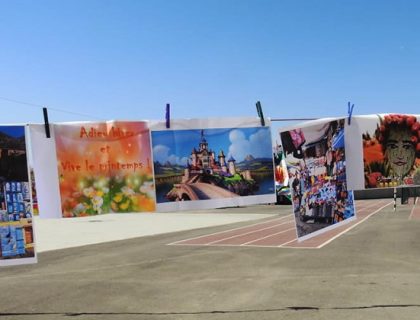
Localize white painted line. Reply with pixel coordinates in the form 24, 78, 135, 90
168, 214, 293, 245
356, 200, 391, 214
241, 227, 296, 245
206, 220, 295, 245
409, 197, 419, 220
278, 238, 298, 247
316, 201, 393, 249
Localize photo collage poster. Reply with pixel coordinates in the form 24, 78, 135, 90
362, 114, 420, 189
0, 126, 36, 266
273, 141, 290, 202
54, 121, 156, 217
150, 118, 276, 211
280, 118, 356, 240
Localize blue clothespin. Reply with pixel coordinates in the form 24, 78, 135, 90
347, 102, 354, 125
165, 103, 170, 129
43, 107, 51, 138
256, 101, 265, 126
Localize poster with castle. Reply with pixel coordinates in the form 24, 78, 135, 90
150, 118, 276, 212
0, 126, 37, 266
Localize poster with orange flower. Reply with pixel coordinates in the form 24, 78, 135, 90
362, 114, 420, 188
54, 121, 156, 217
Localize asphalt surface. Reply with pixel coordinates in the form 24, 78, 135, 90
1, 200, 420, 320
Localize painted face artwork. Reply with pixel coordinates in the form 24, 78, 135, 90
385, 128, 416, 177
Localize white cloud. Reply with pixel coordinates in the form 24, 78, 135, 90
228, 129, 272, 161
153, 145, 170, 163
153, 145, 188, 166
228, 129, 251, 161
249, 129, 272, 158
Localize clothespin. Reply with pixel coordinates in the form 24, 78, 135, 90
347, 101, 354, 125
43, 107, 51, 138
256, 101, 265, 126
165, 103, 170, 129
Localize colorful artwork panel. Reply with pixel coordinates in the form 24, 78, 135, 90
0, 126, 36, 266
280, 118, 356, 240
362, 114, 420, 188
151, 119, 276, 211
54, 121, 156, 217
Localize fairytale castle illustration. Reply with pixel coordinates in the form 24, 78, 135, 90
181, 130, 252, 183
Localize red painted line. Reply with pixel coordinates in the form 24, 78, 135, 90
169, 199, 392, 249
283, 200, 393, 248
168, 215, 293, 245
317, 200, 394, 248
207, 221, 295, 245
242, 228, 297, 246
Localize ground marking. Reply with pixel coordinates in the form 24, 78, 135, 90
205, 220, 295, 245
316, 201, 393, 249
240, 227, 296, 245
409, 197, 419, 220
168, 214, 293, 245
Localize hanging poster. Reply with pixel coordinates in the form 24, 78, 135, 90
0, 126, 36, 266
29, 124, 62, 219
280, 118, 356, 240
273, 142, 290, 203
362, 114, 420, 189
54, 121, 156, 217
151, 118, 276, 212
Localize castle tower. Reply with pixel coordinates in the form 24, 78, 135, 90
199, 130, 208, 152
218, 150, 226, 166
191, 148, 197, 167
243, 170, 252, 180
182, 163, 190, 183
228, 155, 236, 175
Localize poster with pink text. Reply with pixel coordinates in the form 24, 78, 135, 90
54, 121, 156, 217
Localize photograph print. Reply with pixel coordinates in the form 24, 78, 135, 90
0, 126, 36, 266
280, 119, 356, 240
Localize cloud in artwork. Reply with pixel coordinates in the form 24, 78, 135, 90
228, 128, 272, 161
153, 144, 188, 166
249, 129, 272, 158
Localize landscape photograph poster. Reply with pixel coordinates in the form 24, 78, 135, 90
362, 114, 420, 189
54, 121, 156, 217
150, 118, 276, 211
280, 118, 356, 240
0, 126, 36, 266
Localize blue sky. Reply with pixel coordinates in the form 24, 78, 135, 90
1, 0, 420, 139
152, 127, 272, 164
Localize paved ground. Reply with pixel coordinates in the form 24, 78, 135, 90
33, 207, 278, 252
170, 199, 392, 248
1, 199, 420, 320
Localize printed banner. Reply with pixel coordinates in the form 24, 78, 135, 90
362, 114, 420, 189
54, 121, 156, 217
151, 118, 276, 211
280, 118, 356, 240
273, 142, 290, 202
29, 124, 62, 219
0, 126, 36, 266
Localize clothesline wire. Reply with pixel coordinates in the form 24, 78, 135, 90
0, 96, 322, 122
271, 118, 318, 121
0, 96, 104, 121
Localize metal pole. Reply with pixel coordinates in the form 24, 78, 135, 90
393, 187, 397, 212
